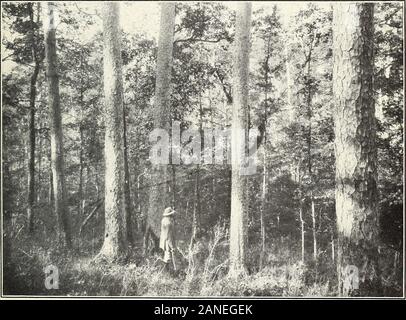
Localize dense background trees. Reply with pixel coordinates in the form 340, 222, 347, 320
2, 1, 403, 296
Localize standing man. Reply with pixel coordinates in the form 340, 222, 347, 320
160, 207, 177, 273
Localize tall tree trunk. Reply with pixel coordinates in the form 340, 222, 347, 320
3, 161, 12, 228
136, 169, 144, 233
333, 3, 381, 296
78, 53, 85, 216
27, 2, 41, 234
44, 2, 71, 247
284, 44, 292, 108
48, 151, 53, 205
98, 2, 127, 261
190, 91, 204, 245
95, 167, 100, 200
311, 192, 317, 261
296, 161, 305, 263
190, 169, 200, 245
259, 152, 267, 269
304, 38, 318, 263
144, 2, 175, 254
331, 231, 335, 263
259, 92, 267, 269
209, 95, 217, 216
78, 124, 84, 215
170, 166, 177, 209
37, 119, 42, 203
299, 199, 305, 263
259, 37, 271, 270
123, 102, 134, 245
308, 115, 317, 262
228, 2, 252, 278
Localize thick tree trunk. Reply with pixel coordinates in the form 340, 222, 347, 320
333, 3, 381, 296
144, 2, 176, 253
44, 2, 71, 247
228, 2, 252, 278
98, 2, 127, 261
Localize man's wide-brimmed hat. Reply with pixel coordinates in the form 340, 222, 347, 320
163, 207, 176, 217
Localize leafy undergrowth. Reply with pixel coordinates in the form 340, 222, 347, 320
3, 225, 402, 297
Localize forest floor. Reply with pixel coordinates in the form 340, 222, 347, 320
3, 225, 403, 297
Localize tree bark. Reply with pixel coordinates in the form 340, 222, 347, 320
78, 124, 84, 215
259, 35, 271, 270
44, 2, 71, 247
136, 170, 144, 233
190, 91, 204, 246
98, 2, 127, 261
295, 161, 305, 264
259, 158, 266, 269
144, 2, 176, 253
27, 2, 41, 234
48, 151, 53, 205
333, 3, 381, 296
191, 169, 200, 245
37, 119, 42, 203
228, 2, 252, 278
303, 33, 317, 263
78, 52, 85, 216
284, 44, 292, 109
299, 200, 305, 264
123, 102, 134, 245
311, 193, 317, 261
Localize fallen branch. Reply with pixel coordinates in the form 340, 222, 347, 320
18, 248, 33, 259
79, 198, 104, 235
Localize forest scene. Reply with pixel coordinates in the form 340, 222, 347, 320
1, 1, 404, 297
